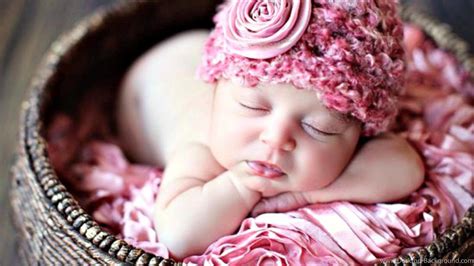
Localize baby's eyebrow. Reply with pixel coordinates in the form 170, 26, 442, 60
327, 109, 353, 124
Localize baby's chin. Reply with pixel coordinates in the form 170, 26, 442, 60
277, 178, 335, 195
259, 179, 299, 198
259, 182, 318, 198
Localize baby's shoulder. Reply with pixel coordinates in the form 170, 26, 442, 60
165, 142, 226, 182
170, 142, 215, 167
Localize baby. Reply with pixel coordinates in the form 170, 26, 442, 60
117, 0, 425, 259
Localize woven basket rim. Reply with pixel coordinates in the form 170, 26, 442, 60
18, 1, 474, 265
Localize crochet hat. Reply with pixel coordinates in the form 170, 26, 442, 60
198, 0, 405, 136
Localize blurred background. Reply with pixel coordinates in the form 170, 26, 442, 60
0, 0, 472, 264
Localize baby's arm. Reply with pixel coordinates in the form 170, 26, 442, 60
307, 133, 425, 203
252, 133, 425, 215
154, 143, 261, 259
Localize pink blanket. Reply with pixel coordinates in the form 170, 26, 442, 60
46, 25, 473, 265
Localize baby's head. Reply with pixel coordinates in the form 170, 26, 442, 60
198, 0, 405, 194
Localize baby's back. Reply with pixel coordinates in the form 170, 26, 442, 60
117, 30, 213, 167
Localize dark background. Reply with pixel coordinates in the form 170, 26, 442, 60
0, 0, 473, 264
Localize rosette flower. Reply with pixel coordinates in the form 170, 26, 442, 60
184, 214, 355, 265
223, 0, 312, 59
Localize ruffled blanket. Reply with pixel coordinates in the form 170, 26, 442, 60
46, 25, 473, 265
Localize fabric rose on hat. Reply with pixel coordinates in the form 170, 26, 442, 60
223, 0, 312, 59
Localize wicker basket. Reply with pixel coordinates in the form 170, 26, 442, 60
10, 0, 474, 265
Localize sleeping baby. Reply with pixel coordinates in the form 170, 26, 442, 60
117, 0, 425, 259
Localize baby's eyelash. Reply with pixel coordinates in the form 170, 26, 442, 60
239, 102, 268, 112
301, 122, 336, 137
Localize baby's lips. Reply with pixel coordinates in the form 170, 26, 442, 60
246, 160, 285, 179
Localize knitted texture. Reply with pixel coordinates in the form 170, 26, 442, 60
198, 0, 405, 135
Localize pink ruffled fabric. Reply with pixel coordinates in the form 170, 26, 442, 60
46, 24, 473, 265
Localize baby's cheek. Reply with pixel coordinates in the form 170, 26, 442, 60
209, 126, 240, 169
292, 154, 339, 191
210, 115, 250, 164
295, 174, 330, 192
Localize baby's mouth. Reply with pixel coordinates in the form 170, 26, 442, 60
246, 160, 285, 178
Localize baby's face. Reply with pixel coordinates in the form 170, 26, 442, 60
209, 80, 361, 196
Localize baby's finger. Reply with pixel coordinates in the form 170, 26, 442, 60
251, 192, 308, 216
229, 161, 250, 175
250, 198, 271, 217
229, 161, 278, 196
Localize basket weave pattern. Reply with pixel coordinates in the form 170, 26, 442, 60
10, 1, 473, 265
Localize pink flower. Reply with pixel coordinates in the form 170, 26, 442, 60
222, 0, 312, 59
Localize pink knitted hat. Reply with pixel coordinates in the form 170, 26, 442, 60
198, 0, 405, 136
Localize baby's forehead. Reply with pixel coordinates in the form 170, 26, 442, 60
223, 79, 354, 123
326, 108, 354, 124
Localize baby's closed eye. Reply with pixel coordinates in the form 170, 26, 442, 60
238, 102, 269, 113
301, 122, 339, 138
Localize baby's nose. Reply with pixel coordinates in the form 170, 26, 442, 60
259, 121, 296, 152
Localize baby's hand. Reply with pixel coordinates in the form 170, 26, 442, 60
250, 191, 314, 216
228, 161, 280, 206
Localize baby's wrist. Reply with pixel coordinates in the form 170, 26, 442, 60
227, 172, 261, 211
